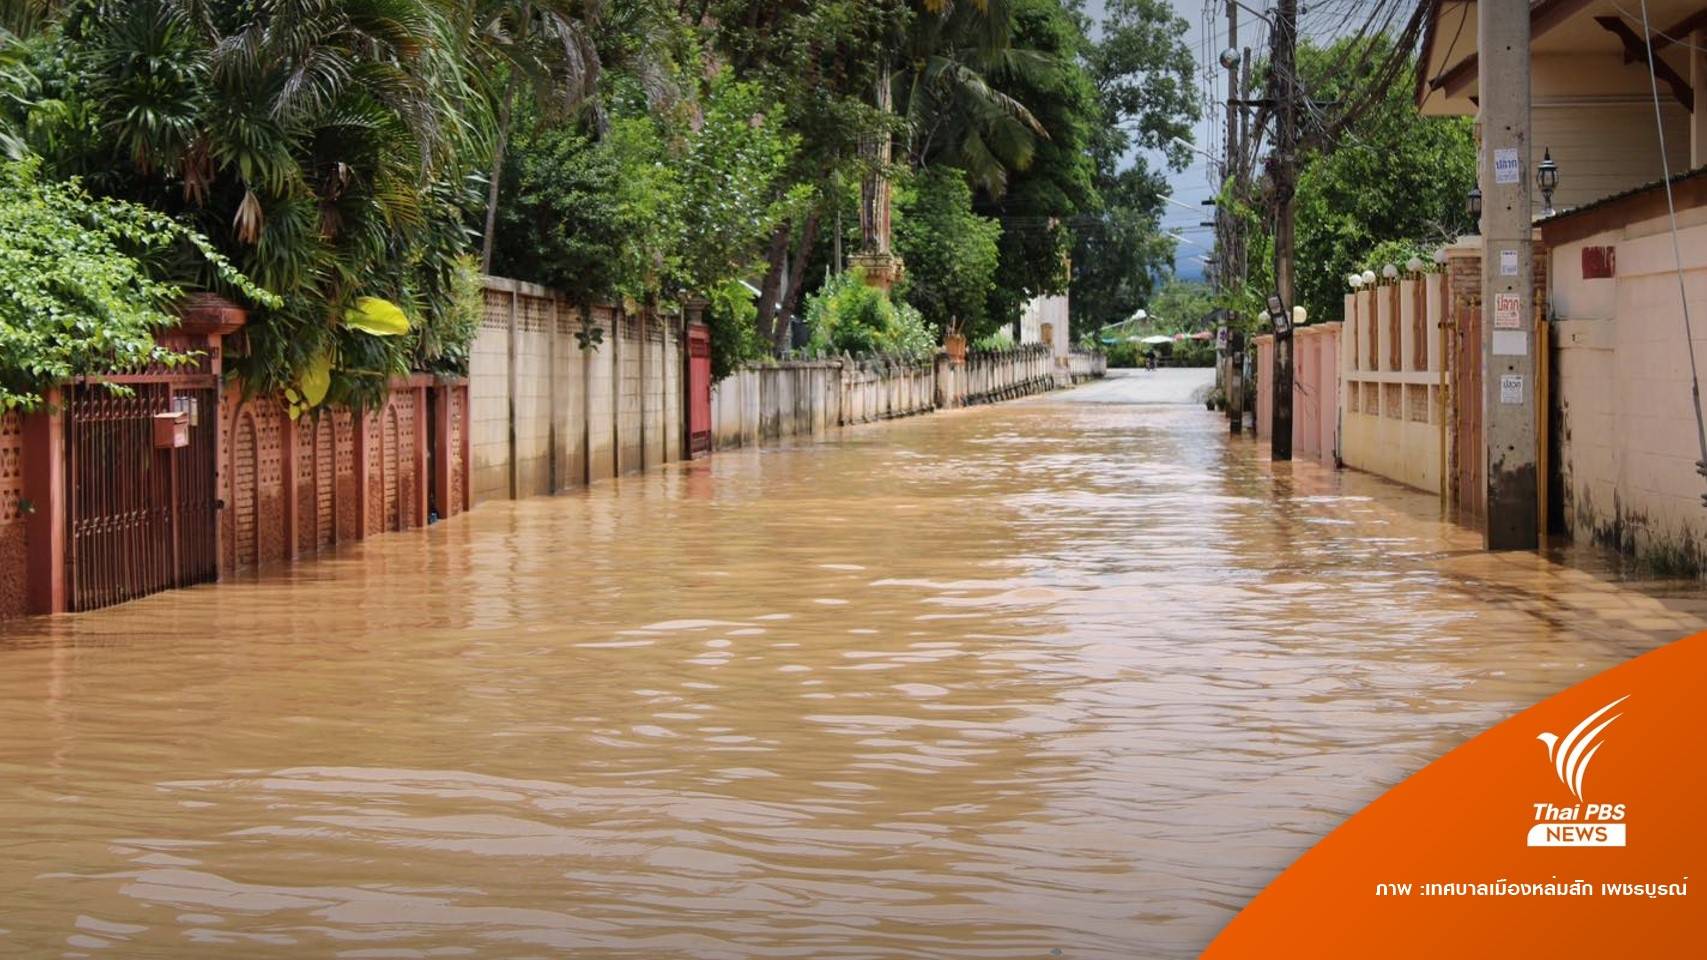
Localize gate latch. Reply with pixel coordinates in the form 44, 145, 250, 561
154, 410, 190, 449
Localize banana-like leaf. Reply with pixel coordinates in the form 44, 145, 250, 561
342, 296, 411, 337
300, 350, 332, 407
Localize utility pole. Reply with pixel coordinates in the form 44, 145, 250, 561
1269, 0, 1298, 461
1479, 0, 1538, 549
1225, 1, 1244, 434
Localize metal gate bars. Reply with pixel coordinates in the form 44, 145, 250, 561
64, 382, 218, 612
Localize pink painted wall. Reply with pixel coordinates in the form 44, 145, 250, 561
1252, 328, 1338, 461
1253, 334, 1273, 441
1294, 323, 1341, 464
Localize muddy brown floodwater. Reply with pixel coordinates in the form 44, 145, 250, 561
3, 369, 1704, 959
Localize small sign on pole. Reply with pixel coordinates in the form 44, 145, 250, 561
1494, 148, 1521, 184
1493, 293, 1522, 329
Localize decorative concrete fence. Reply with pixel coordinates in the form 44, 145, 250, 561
711, 344, 1091, 450
469, 276, 685, 502
941, 344, 1056, 407
1339, 271, 1448, 495
1061, 351, 1109, 385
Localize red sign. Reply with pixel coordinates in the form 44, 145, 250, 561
1582, 245, 1616, 279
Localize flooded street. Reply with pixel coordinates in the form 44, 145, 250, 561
3, 369, 1703, 959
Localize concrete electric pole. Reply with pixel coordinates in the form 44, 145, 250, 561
1478, 0, 1538, 550
1269, 0, 1298, 461
1224, 1, 1244, 435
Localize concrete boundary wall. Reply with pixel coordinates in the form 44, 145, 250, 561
470, 276, 684, 502
711, 346, 1105, 450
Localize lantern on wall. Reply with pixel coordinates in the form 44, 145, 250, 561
1537, 147, 1559, 217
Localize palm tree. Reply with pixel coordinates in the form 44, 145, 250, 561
899, 0, 1050, 198
70, 0, 488, 401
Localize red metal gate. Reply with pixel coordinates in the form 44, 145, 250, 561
64, 380, 219, 612
687, 322, 712, 457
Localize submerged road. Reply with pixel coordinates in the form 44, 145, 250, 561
2, 368, 1703, 958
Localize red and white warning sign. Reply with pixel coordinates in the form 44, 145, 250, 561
1493, 293, 1522, 329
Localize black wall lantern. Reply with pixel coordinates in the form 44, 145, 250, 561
1467, 186, 1483, 225
1537, 147, 1559, 217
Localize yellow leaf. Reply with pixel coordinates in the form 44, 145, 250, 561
342, 296, 411, 337
300, 350, 332, 407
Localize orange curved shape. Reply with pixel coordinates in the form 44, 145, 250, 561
1204, 630, 1706, 958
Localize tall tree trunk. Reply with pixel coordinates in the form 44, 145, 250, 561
480, 3, 532, 274
774, 211, 821, 354
480, 83, 515, 274
756, 221, 791, 349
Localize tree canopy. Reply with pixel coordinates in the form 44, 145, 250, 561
1229, 38, 1476, 329
0, 0, 1205, 389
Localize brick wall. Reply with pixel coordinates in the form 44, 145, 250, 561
223, 378, 466, 574
0, 412, 26, 618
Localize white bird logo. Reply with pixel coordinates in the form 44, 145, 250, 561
1536, 695, 1628, 802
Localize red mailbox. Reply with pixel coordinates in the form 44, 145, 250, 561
154, 410, 190, 449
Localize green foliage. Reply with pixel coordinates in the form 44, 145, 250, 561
0, 158, 272, 409
1359, 239, 1433, 277
12, 0, 490, 408
1147, 278, 1213, 329
975, 0, 1103, 332
705, 279, 766, 382
1067, 0, 1199, 337
894, 166, 1001, 341
1280, 39, 1475, 326
493, 117, 643, 305
804, 268, 934, 359
1081, 0, 1200, 170
673, 76, 807, 297
1071, 161, 1173, 333
1091, 278, 1214, 368
495, 73, 799, 376
973, 327, 1014, 350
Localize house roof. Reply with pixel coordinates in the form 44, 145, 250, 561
1416, 0, 1706, 116
1537, 163, 1707, 245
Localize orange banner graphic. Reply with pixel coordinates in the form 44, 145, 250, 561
1204, 629, 1705, 958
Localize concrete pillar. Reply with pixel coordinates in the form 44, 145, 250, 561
413, 383, 429, 527
1479, 0, 1538, 550
547, 297, 559, 493
432, 383, 452, 519
352, 408, 371, 539
281, 414, 299, 560
505, 286, 518, 499
1693, 29, 1707, 167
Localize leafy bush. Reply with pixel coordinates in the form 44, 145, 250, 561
705, 279, 767, 382
0, 159, 273, 410
803, 268, 934, 359
894, 166, 1001, 341
974, 328, 1014, 350
13, 0, 487, 409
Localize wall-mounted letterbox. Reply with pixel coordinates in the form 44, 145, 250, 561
154, 410, 190, 449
